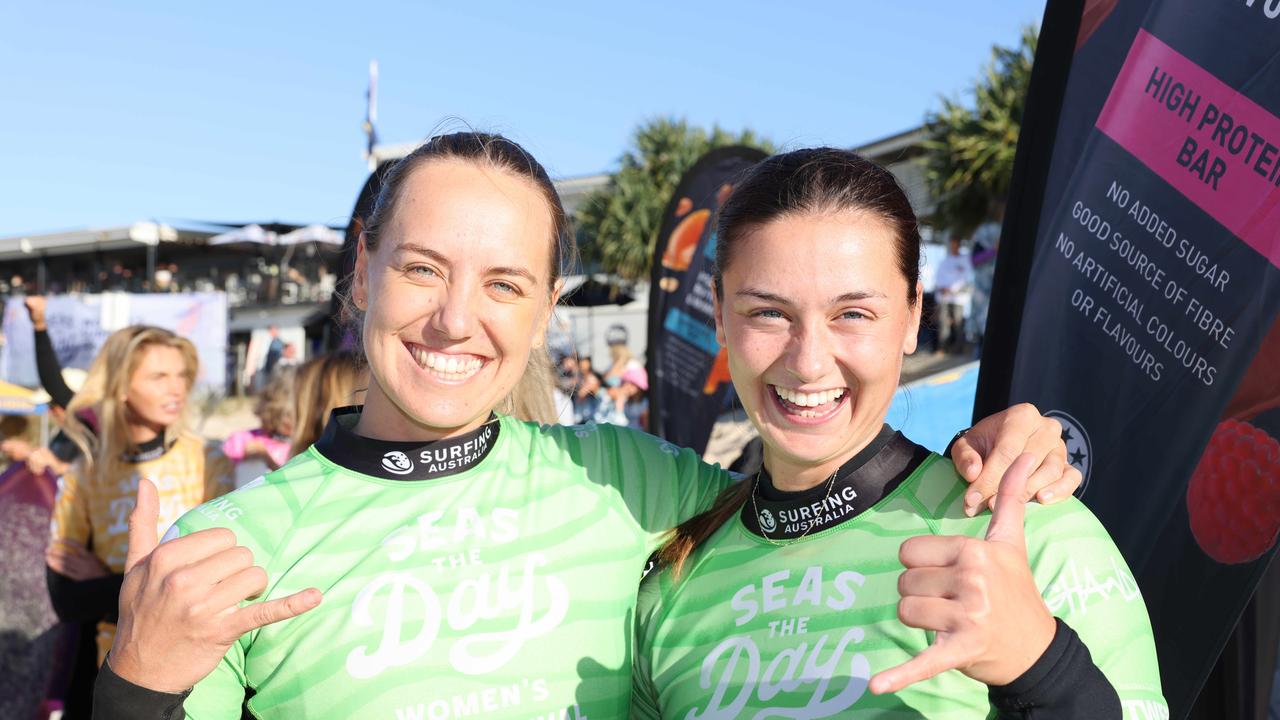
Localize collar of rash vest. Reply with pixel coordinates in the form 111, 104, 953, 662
741, 425, 930, 540
313, 406, 502, 481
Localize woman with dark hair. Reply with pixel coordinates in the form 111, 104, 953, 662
632, 148, 1168, 718
97, 133, 1076, 720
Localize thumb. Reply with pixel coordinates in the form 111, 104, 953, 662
984, 453, 1033, 550
126, 478, 161, 572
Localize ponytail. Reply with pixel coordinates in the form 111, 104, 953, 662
658, 478, 753, 579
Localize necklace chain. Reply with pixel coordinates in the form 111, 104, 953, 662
750, 467, 839, 546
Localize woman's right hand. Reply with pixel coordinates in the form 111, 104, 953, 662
23, 295, 47, 330
108, 479, 322, 693
869, 454, 1057, 694
26, 447, 68, 477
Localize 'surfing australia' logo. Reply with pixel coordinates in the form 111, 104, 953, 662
1046, 410, 1093, 497
758, 508, 776, 533
381, 451, 414, 476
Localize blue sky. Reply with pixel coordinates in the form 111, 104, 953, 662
0, 1, 1045, 236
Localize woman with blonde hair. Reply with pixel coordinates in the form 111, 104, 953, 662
48, 324, 232, 668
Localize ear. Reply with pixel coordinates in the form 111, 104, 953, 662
352, 233, 370, 311
903, 284, 924, 355
713, 287, 727, 349
531, 278, 565, 350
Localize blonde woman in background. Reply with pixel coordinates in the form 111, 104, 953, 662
287, 351, 367, 457
49, 325, 232, 667
602, 323, 643, 388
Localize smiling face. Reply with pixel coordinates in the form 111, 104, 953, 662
352, 159, 559, 441
125, 344, 191, 433
715, 210, 922, 488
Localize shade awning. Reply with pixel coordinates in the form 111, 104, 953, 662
227, 303, 330, 333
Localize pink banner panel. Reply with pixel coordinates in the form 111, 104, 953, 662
1096, 29, 1280, 268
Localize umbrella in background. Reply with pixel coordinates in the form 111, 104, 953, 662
209, 224, 278, 246
0, 382, 47, 416
277, 225, 343, 246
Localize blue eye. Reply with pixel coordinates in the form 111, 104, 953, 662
752, 309, 784, 320
492, 281, 518, 295
842, 310, 868, 321
408, 265, 437, 279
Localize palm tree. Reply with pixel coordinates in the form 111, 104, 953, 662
924, 25, 1037, 239
576, 118, 773, 282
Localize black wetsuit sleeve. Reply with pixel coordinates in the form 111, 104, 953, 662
35, 328, 75, 409
46, 566, 125, 623
93, 655, 189, 720
989, 618, 1122, 719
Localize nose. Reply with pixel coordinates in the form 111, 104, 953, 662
430, 278, 480, 341
784, 321, 835, 384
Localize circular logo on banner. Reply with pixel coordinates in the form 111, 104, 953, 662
758, 508, 777, 533
381, 451, 414, 476
1046, 410, 1093, 497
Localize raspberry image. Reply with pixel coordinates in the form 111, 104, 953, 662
1186, 419, 1280, 564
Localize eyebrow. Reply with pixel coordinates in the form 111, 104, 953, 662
831, 290, 888, 303
396, 244, 450, 267
396, 243, 538, 284
736, 288, 887, 304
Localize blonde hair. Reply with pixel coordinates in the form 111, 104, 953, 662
609, 343, 634, 368
256, 367, 296, 437
290, 352, 368, 457
64, 325, 199, 484
505, 347, 557, 425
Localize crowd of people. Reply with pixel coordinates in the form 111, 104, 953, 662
922, 227, 1000, 359
553, 325, 650, 429
0, 132, 1167, 719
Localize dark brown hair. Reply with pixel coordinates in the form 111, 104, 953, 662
345, 131, 577, 424
659, 147, 923, 578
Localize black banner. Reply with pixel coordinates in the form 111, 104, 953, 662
647, 146, 766, 453
978, 1, 1280, 717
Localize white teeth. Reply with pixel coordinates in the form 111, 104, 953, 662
410, 347, 484, 380
773, 386, 846, 408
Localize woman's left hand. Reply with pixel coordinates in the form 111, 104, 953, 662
869, 454, 1057, 694
951, 403, 1081, 516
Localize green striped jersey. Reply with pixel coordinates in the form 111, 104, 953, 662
632, 450, 1168, 719
171, 410, 730, 719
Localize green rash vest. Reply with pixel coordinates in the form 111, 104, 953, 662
632, 432, 1169, 720
168, 408, 730, 720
